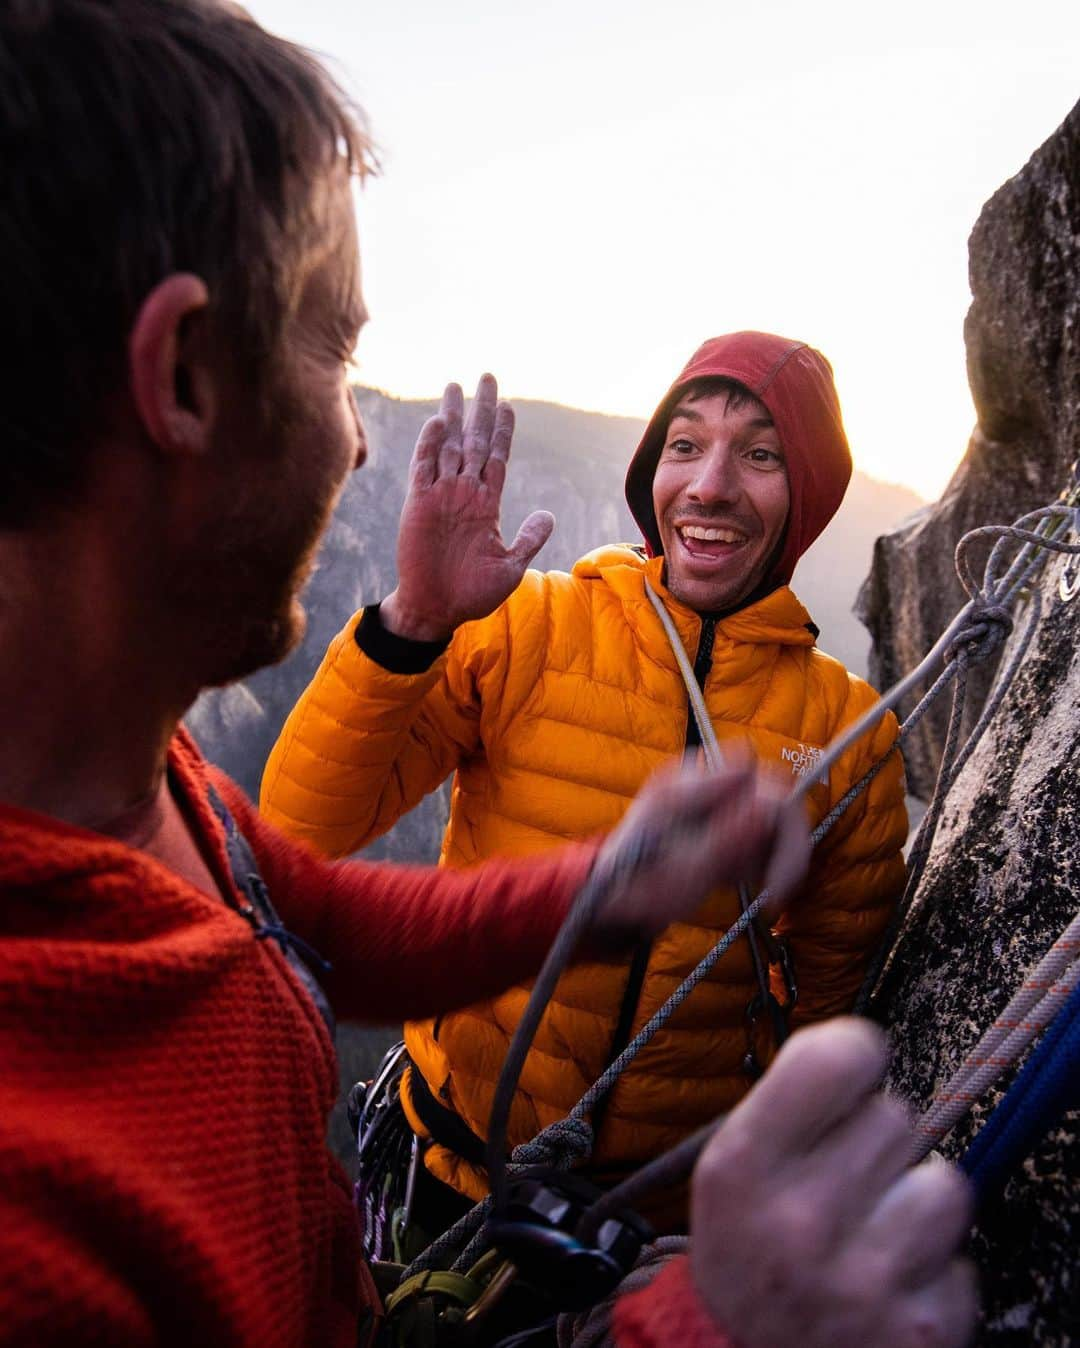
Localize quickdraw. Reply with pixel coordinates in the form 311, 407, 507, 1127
353, 1043, 425, 1265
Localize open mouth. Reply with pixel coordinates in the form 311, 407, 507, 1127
675, 523, 750, 560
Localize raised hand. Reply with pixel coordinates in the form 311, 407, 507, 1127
380, 374, 555, 642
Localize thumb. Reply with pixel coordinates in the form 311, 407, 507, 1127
507, 510, 556, 569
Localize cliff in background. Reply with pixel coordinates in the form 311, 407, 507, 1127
858, 101, 1080, 799
189, 388, 921, 864
866, 99, 1080, 1344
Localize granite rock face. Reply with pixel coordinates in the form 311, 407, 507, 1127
869, 99, 1080, 1345
857, 98, 1080, 801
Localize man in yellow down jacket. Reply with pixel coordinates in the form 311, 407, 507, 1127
261, 331, 908, 1219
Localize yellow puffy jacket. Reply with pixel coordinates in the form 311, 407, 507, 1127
262, 548, 907, 1203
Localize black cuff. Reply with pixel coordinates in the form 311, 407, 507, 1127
354, 603, 451, 674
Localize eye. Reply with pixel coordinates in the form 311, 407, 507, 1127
746, 445, 784, 468
665, 436, 698, 456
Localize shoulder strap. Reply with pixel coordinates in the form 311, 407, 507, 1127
206, 784, 336, 1039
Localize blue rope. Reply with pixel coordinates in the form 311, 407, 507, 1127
960, 976, 1080, 1202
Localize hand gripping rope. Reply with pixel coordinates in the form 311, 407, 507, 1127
392, 471, 1080, 1344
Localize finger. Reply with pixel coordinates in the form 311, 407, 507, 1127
506, 510, 555, 571
437, 382, 464, 477
896, 1258, 979, 1348
409, 415, 446, 490
794, 1090, 913, 1235
727, 1019, 890, 1160
596, 764, 756, 928
862, 1159, 974, 1289
759, 798, 811, 911
462, 373, 498, 477
623, 761, 756, 852
481, 401, 516, 491
606, 760, 752, 862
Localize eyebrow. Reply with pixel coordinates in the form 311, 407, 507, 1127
668, 403, 775, 430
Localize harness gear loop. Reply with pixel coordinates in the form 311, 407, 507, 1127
384, 1269, 484, 1317
381, 1268, 487, 1347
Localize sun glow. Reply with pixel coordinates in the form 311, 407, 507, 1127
248, 0, 1080, 502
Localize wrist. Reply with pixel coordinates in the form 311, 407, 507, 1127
381, 590, 454, 643
613, 1256, 736, 1348
356, 604, 451, 674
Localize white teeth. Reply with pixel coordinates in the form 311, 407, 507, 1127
680, 525, 744, 544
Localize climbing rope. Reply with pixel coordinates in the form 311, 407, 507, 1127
645, 582, 787, 1048
909, 909, 1080, 1164
959, 974, 1080, 1200
400, 481, 1080, 1292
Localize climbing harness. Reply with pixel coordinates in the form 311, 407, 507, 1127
363, 475, 1080, 1343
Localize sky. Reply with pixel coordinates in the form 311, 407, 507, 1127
247, 0, 1080, 501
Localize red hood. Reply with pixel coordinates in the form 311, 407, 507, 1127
624, 331, 852, 585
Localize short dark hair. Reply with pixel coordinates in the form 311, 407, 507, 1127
667, 376, 761, 426
0, 0, 376, 526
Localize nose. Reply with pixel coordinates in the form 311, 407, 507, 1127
352, 399, 368, 471
687, 444, 740, 505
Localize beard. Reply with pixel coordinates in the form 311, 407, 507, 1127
164, 521, 318, 691
160, 319, 359, 693
163, 442, 343, 692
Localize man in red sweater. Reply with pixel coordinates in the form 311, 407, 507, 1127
0, 2, 974, 1346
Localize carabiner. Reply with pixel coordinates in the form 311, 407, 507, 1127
1060, 554, 1080, 603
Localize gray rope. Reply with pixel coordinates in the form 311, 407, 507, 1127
854, 507, 1078, 1011
577, 1124, 716, 1245
943, 589, 1043, 791
573, 897, 768, 1120
563, 501, 1080, 1186
406, 1119, 601, 1275
789, 502, 1079, 812
405, 492, 1080, 1279
407, 1199, 489, 1277
645, 583, 774, 1041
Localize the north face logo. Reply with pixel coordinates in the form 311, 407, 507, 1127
780, 742, 828, 787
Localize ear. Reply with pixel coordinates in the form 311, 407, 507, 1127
128, 274, 215, 456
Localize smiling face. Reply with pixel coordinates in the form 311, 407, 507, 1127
652, 387, 790, 612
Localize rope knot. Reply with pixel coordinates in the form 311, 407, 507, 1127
510, 1117, 595, 1171
944, 601, 1013, 666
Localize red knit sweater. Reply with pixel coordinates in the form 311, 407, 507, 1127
0, 730, 604, 1344
0, 730, 732, 1345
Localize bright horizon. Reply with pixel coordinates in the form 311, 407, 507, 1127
248, 0, 1080, 502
